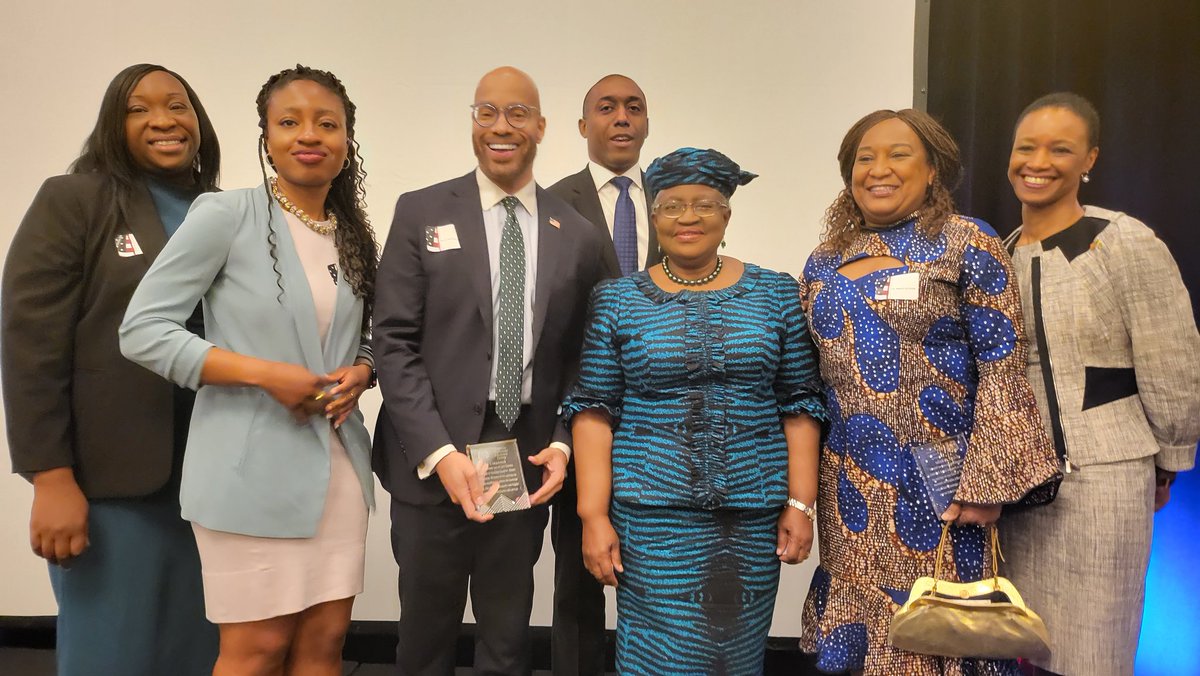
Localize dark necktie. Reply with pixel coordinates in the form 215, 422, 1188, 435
611, 176, 638, 275
496, 196, 525, 429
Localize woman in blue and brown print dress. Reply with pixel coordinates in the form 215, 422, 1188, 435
798, 110, 1060, 676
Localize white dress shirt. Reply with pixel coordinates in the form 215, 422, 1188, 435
589, 161, 649, 268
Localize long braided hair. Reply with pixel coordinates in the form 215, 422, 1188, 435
72, 63, 221, 227
819, 108, 962, 254
255, 64, 378, 337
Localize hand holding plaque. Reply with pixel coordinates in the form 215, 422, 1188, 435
466, 439, 531, 515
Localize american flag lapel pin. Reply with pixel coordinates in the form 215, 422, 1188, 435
114, 233, 143, 257
549, 217, 561, 229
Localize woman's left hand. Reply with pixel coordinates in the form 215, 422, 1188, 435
322, 363, 372, 427
776, 507, 814, 564
941, 502, 1002, 526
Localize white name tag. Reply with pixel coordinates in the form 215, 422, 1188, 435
425, 224, 461, 252
875, 271, 920, 301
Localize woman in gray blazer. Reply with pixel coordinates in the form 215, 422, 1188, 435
1000, 92, 1200, 676
3, 63, 221, 676
121, 65, 378, 676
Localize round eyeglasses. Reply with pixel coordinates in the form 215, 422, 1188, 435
653, 199, 729, 219
470, 103, 539, 129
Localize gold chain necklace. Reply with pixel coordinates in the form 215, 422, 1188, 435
269, 177, 337, 236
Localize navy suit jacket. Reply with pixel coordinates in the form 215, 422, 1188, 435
547, 165, 661, 278
372, 172, 605, 505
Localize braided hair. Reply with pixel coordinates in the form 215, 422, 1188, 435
255, 64, 378, 337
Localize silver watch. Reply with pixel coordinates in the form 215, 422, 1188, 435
787, 497, 816, 521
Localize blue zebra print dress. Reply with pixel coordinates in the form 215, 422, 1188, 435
797, 215, 1059, 675
562, 263, 825, 675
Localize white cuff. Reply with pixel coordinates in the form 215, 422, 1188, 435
417, 444, 456, 480
550, 441, 572, 462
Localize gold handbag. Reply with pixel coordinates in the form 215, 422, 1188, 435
888, 523, 1051, 661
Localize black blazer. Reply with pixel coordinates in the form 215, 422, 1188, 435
372, 172, 605, 505
547, 165, 661, 278
2, 173, 199, 497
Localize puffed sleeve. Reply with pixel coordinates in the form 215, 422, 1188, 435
954, 219, 1060, 505
1109, 219, 1200, 472
560, 279, 626, 425
774, 274, 827, 423
119, 193, 237, 390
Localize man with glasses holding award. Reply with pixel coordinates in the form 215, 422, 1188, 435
372, 66, 605, 675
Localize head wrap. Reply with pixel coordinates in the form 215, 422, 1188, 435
644, 147, 757, 199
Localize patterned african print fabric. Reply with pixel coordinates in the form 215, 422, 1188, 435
797, 215, 1058, 675
562, 264, 826, 510
562, 263, 826, 671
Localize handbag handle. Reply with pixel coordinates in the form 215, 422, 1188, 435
931, 521, 1005, 594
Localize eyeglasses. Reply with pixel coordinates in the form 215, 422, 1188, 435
653, 199, 729, 219
470, 103, 539, 129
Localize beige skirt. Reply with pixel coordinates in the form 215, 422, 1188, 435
192, 431, 368, 623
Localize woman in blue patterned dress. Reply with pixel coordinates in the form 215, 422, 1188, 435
562, 147, 826, 675
797, 110, 1060, 675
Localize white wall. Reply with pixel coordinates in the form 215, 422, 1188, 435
0, 0, 915, 635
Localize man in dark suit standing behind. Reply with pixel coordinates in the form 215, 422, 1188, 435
547, 73, 657, 676
372, 66, 605, 676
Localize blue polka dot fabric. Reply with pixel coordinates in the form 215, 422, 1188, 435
797, 215, 1058, 674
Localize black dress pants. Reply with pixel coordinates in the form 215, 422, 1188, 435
390, 405, 549, 676
550, 461, 608, 676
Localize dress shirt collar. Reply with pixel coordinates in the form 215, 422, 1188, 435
589, 161, 644, 194
475, 167, 538, 221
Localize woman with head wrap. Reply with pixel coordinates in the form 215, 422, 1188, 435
562, 147, 826, 673
797, 110, 1061, 675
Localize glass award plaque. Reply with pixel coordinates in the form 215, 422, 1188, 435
466, 438, 531, 515
909, 433, 967, 515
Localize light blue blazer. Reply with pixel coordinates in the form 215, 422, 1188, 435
120, 185, 374, 538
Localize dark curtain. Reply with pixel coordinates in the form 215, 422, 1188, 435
927, 0, 1200, 318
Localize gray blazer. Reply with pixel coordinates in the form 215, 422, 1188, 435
120, 186, 374, 537
547, 165, 660, 278
1004, 205, 1200, 471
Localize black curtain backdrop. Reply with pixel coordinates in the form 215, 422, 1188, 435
927, 0, 1200, 318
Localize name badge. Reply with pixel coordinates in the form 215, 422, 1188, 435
425, 224, 461, 252
875, 271, 920, 301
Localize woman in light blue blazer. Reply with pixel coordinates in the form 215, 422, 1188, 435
120, 65, 378, 676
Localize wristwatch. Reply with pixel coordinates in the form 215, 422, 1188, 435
787, 497, 816, 521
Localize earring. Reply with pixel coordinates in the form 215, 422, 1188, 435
1081, 172, 1091, 184
721, 240, 727, 249
192, 155, 202, 175
266, 154, 276, 168
342, 158, 351, 171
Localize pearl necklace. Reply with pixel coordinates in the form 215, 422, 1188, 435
662, 255, 723, 286
269, 178, 337, 236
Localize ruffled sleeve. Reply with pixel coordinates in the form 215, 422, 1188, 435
560, 279, 626, 425
954, 219, 1061, 505
773, 273, 827, 424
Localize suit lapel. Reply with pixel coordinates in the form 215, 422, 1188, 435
126, 182, 169, 268
449, 175, 494, 338
641, 169, 661, 268
531, 186, 562, 357
573, 167, 620, 277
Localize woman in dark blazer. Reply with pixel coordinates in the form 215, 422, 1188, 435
2, 64, 220, 675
